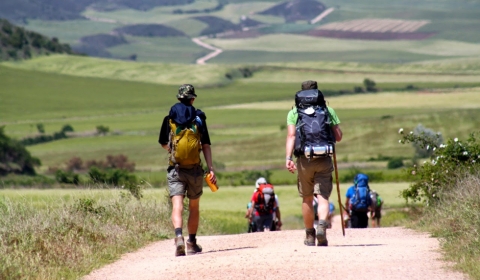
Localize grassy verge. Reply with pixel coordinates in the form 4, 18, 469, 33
413, 173, 480, 279
0, 182, 410, 279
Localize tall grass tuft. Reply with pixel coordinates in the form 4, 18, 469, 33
418, 172, 480, 279
0, 189, 173, 280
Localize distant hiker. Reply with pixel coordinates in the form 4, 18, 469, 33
313, 198, 335, 229
285, 80, 343, 246
345, 173, 374, 229
370, 190, 384, 228
158, 84, 217, 257
246, 177, 282, 232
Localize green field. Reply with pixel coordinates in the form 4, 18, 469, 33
0, 182, 410, 229
2, 56, 480, 173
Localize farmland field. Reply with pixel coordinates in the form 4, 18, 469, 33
2, 55, 480, 175
13, 0, 480, 64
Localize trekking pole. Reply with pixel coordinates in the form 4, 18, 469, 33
332, 149, 345, 237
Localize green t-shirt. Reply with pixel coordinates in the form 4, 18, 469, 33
287, 107, 340, 126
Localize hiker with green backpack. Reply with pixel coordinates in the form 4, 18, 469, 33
285, 80, 343, 246
158, 84, 217, 257
370, 190, 384, 228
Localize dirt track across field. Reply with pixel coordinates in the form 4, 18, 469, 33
84, 215, 466, 280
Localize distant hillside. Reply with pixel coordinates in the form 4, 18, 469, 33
0, 0, 194, 22
114, 24, 185, 37
258, 0, 326, 22
193, 16, 242, 36
0, 19, 73, 61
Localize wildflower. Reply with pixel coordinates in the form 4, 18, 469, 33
454, 138, 458, 142
398, 140, 403, 144
433, 194, 436, 197
423, 161, 426, 164
433, 147, 436, 151
446, 170, 448, 173
426, 145, 430, 150
440, 144, 446, 148
410, 131, 413, 134
463, 151, 468, 155
398, 128, 404, 134
472, 160, 476, 163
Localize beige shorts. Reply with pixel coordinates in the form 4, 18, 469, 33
296, 156, 334, 200
167, 165, 204, 199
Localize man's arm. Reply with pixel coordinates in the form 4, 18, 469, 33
286, 124, 296, 173
332, 124, 343, 142
275, 205, 282, 228
202, 144, 217, 184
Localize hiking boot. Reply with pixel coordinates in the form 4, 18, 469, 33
316, 220, 328, 246
174, 236, 185, 257
186, 239, 202, 255
304, 228, 316, 246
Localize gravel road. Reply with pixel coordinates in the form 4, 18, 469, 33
84, 215, 466, 280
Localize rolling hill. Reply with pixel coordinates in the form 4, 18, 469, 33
2, 0, 480, 64
0, 19, 73, 61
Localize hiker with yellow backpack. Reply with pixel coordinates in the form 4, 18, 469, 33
158, 84, 217, 257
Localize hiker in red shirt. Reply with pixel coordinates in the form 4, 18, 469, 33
246, 177, 281, 232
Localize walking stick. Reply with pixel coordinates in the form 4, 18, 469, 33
332, 149, 345, 237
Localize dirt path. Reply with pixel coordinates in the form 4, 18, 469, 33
84, 215, 466, 280
192, 37, 223, 65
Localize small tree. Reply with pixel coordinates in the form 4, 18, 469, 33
36, 123, 45, 134
61, 124, 74, 133
96, 125, 109, 136
363, 78, 377, 92
0, 126, 41, 175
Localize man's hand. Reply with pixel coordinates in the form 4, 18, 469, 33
207, 170, 217, 184
286, 159, 297, 173
277, 220, 282, 229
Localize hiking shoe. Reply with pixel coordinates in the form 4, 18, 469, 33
316, 220, 328, 246
186, 239, 202, 255
304, 228, 316, 246
174, 236, 185, 257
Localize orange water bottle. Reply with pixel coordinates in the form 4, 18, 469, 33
204, 173, 219, 192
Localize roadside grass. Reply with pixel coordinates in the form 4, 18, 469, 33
414, 173, 480, 279
0, 189, 173, 280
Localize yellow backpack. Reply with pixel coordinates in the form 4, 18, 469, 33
168, 119, 201, 167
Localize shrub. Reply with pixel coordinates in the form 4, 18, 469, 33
398, 128, 480, 204
61, 124, 74, 133
0, 126, 41, 175
54, 170, 80, 185
96, 125, 110, 135
65, 157, 83, 172
411, 124, 443, 158
36, 123, 45, 133
363, 78, 377, 92
387, 157, 404, 169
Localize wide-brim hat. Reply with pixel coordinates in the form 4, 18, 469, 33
177, 84, 197, 99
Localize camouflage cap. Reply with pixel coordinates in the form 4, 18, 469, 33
177, 84, 197, 99
301, 80, 318, 90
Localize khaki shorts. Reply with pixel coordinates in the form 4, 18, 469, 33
296, 156, 334, 200
167, 165, 204, 199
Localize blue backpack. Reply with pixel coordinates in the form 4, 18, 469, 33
350, 173, 372, 212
